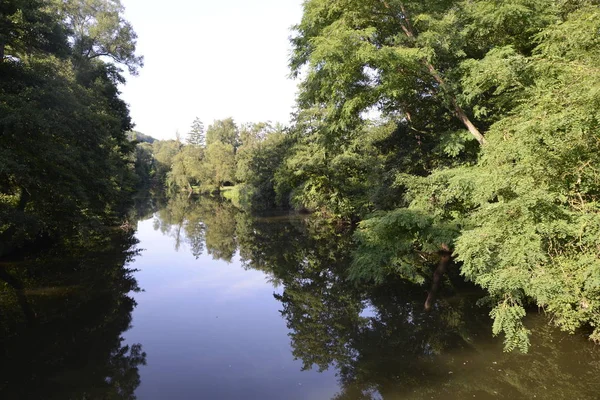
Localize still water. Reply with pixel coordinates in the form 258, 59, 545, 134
1, 195, 599, 399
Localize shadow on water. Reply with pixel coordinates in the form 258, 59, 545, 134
0, 228, 146, 399
154, 195, 600, 400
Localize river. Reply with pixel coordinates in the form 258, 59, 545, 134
1, 195, 599, 399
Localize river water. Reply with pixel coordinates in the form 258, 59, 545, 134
1, 196, 599, 399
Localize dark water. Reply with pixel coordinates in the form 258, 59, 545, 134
1, 195, 599, 399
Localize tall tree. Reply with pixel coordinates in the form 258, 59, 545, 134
168, 145, 204, 193
204, 141, 236, 188
290, 0, 558, 146
187, 117, 205, 146
0, 0, 143, 255
56, 0, 143, 74
206, 118, 240, 150
350, 1, 600, 351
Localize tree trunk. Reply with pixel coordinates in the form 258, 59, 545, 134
388, 2, 486, 145
425, 63, 487, 145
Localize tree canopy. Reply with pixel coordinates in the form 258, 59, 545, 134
287, 0, 600, 351
0, 0, 142, 255
56, 0, 143, 74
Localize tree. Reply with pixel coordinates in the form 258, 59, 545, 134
451, 3, 600, 350
133, 142, 154, 188
152, 140, 181, 185
235, 123, 293, 210
206, 118, 240, 150
0, 1, 142, 256
167, 145, 204, 192
291, 0, 478, 144
187, 117, 205, 147
56, 0, 143, 74
204, 141, 236, 188
350, 1, 600, 351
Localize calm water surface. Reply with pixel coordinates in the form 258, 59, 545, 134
1, 196, 599, 399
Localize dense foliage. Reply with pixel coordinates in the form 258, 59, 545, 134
138, 0, 600, 352
145, 118, 293, 210
287, 0, 600, 351
0, 0, 142, 256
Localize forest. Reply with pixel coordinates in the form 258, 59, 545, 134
2, 0, 600, 354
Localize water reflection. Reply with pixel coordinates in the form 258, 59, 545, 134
5, 195, 598, 399
154, 195, 237, 261
154, 195, 600, 400
0, 230, 146, 399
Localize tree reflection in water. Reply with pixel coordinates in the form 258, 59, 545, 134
0, 229, 146, 399
154, 194, 237, 262
233, 200, 600, 400
141, 195, 600, 399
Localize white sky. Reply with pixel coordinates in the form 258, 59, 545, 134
119, 0, 304, 140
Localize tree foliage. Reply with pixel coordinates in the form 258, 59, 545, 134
55, 0, 143, 74
0, 0, 68, 61
206, 117, 240, 150
338, 1, 600, 351
0, 0, 142, 256
187, 117, 205, 146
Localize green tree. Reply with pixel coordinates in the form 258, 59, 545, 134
152, 140, 181, 185
348, 1, 600, 351
235, 123, 293, 210
204, 141, 236, 189
133, 142, 154, 188
206, 118, 240, 150
290, 0, 493, 145
167, 145, 205, 192
0, 0, 68, 62
0, 0, 142, 256
56, 0, 143, 74
187, 117, 205, 146
0, 56, 135, 255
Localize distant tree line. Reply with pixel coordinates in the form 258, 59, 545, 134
134, 117, 292, 211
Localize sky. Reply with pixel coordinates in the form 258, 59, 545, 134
119, 0, 304, 140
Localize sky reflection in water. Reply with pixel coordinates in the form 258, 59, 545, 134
123, 216, 339, 400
